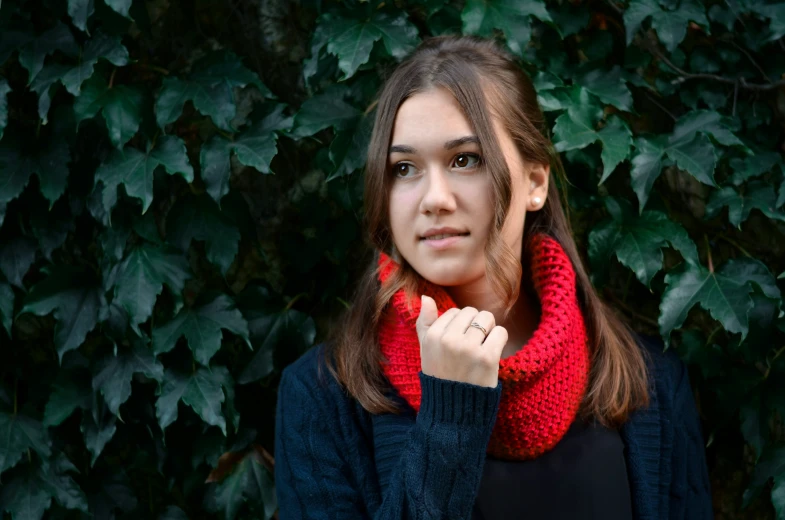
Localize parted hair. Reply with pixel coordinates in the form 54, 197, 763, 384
322, 34, 650, 428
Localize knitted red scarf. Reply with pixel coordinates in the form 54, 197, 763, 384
377, 234, 591, 461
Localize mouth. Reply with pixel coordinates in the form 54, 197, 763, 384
420, 232, 469, 249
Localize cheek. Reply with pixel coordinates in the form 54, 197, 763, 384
388, 188, 418, 235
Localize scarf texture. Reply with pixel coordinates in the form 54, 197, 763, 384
376, 234, 591, 460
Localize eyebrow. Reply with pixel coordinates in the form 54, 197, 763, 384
388, 135, 480, 155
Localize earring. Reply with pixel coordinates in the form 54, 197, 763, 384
532, 196, 542, 206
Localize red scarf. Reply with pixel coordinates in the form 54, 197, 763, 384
377, 234, 590, 460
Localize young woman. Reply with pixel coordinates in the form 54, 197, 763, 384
274, 35, 713, 520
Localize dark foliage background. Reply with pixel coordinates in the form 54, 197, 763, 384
0, 0, 784, 518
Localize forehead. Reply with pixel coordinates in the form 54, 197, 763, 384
390, 88, 475, 144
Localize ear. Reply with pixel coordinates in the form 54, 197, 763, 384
527, 162, 550, 210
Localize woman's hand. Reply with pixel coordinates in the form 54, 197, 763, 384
415, 295, 508, 388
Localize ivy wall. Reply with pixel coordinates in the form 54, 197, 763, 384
0, 0, 784, 518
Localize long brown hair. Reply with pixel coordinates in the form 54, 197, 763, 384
323, 35, 649, 428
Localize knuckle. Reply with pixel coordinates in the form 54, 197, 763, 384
477, 310, 495, 326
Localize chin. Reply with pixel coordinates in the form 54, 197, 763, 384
411, 258, 478, 287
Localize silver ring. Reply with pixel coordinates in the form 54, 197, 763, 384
469, 322, 488, 336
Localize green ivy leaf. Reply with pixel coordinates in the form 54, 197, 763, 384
231, 104, 293, 174
318, 10, 419, 79
155, 51, 268, 132
156, 367, 227, 435
553, 90, 631, 183
94, 135, 194, 214
212, 366, 240, 433
0, 455, 89, 519
159, 505, 189, 520
60, 33, 129, 96
34, 139, 71, 209
0, 412, 52, 473
0, 465, 52, 520
204, 452, 276, 520
43, 372, 92, 427
740, 398, 765, 461
778, 178, 785, 209
744, 445, 785, 507
461, 0, 551, 56
0, 79, 10, 140
200, 137, 233, 204
671, 110, 745, 148
729, 152, 782, 186
155, 77, 234, 132
74, 74, 143, 149
659, 259, 769, 342
577, 66, 633, 112
29, 63, 71, 123
630, 134, 717, 211
165, 194, 240, 275
706, 182, 785, 228
237, 286, 316, 384
152, 294, 250, 366
772, 475, 785, 520
328, 112, 373, 181
67, 0, 95, 32
27, 33, 128, 123
18, 22, 78, 83
624, 0, 708, 52
105, 0, 132, 19
0, 282, 13, 336
667, 135, 717, 187
723, 258, 781, 300
113, 243, 191, 330
199, 104, 292, 204
92, 339, 164, 416
292, 91, 362, 138
0, 139, 70, 208
20, 266, 107, 361
39, 453, 89, 513
0, 237, 37, 289
0, 143, 32, 205
80, 406, 117, 466
588, 199, 698, 287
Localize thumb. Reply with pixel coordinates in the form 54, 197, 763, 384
416, 295, 437, 341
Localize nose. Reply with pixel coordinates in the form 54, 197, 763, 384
419, 167, 457, 215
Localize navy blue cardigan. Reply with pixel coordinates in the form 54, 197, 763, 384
274, 337, 713, 519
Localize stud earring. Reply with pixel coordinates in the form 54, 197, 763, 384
532, 197, 542, 206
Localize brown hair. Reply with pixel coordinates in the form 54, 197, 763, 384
322, 35, 650, 428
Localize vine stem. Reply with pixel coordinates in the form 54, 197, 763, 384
109, 68, 117, 89
284, 293, 306, 312
704, 235, 714, 273
642, 34, 785, 92
717, 234, 752, 258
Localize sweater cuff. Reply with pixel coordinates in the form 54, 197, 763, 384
417, 371, 502, 427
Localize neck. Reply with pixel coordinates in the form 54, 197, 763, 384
445, 275, 541, 359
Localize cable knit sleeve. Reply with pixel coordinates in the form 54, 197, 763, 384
274, 349, 501, 520
670, 358, 714, 520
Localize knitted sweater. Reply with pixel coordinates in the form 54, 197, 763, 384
274, 335, 714, 520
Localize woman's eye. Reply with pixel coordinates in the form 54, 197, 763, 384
392, 163, 415, 177
453, 153, 480, 169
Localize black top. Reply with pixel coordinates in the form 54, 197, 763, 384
472, 418, 633, 520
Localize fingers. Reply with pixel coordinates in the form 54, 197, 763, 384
416, 295, 458, 352
463, 310, 496, 343
484, 325, 508, 358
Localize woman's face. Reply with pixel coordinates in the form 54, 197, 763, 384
387, 87, 549, 287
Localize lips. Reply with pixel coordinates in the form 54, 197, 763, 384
421, 233, 469, 241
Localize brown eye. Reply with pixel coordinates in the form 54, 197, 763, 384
454, 153, 480, 169
393, 163, 414, 177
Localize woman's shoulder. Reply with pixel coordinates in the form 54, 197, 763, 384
633, 332, 695, 414
279, 342, 341, 394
